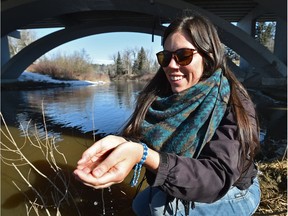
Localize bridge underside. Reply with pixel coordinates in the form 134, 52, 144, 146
1, 0, 287, 91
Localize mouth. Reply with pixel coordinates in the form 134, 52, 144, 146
169, 75, 185, 81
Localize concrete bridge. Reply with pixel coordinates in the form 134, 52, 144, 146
1, 0, 287, 91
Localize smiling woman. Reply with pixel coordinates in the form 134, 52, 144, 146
73, 14, 262, 216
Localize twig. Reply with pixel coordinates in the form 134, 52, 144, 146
0, 112, 70, 214
1, 103, 82, 216
281, 147, 287, 161
12, 163, 51, 216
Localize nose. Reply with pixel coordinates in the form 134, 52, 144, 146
167, 54, 179, 68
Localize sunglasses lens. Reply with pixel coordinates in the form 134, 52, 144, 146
175, 49, 194, 66
156, 48, 195, 67
156, 51, 171, 67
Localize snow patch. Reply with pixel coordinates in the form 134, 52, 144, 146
18, 71, 105, 86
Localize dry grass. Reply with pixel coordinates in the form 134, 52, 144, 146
256, 161, 287, 215
27, 51, 111, 82
0, 109, 80, 216
255, 139, 287, 215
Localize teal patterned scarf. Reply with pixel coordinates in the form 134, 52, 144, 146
140, 69, 230, 158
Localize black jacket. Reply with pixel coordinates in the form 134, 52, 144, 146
145, 94, 258, 203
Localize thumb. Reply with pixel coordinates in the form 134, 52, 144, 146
92, 164, 108, 178
91, 152, 119, 178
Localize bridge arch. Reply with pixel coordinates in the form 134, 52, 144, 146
1, 0, 286, 85
2, 20, 165, 79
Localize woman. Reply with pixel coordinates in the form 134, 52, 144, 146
74, 14, 261, 215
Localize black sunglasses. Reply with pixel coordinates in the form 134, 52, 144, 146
156, 48, 197, 67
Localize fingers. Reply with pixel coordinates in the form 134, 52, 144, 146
74, 150, 121, 188
74, 140, 142, 189
73, 169, 114, 189
77, 145, 102, 165
74, 143, 138, 188
73, 164, 126, 189
90, 142, 140, 178
77, 135, 127, 166
90, 148, 126, 178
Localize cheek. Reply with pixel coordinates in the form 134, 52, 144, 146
194, 69, 204, 80
189, 60, 204, 80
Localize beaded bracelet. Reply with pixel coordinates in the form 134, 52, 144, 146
130, 142, 148, 187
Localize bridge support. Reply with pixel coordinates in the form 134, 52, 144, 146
274, 17, 287, 64
237, 6, 264, 73
1, 36, 10, 67
1, 31, 21, 77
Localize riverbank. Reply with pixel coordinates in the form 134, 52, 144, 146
110, 73, 155, 82
1, 71, 157, 91
1, 71, 106, 90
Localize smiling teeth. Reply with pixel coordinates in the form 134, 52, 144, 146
170, 76, 183, 81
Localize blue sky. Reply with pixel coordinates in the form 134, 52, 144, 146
32, 28, 163, 64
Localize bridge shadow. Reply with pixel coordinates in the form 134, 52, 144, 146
2, 160, 136, 216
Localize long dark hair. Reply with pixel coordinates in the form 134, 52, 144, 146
122, 15, 259, 172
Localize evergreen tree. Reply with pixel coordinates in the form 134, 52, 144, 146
132, 56, 139, 75
134, 47, 149, 75
116, 52, 124, 75
138, 47, 145, 72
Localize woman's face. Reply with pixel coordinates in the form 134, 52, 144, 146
163, 31, 204, 93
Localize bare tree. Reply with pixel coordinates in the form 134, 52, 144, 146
8, 30, 36, 57
122, 48, 134, 75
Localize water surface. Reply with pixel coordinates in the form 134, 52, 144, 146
1, 81, 146, 216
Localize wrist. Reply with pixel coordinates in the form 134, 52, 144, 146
139, 142, 148, 164
132, 142, 148, 165
130, 142, 146, 164
130, 142, 148, 187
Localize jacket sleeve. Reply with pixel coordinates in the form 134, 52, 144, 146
148, 107, 243, 203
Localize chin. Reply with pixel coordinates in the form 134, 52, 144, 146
172, 87, 186, 93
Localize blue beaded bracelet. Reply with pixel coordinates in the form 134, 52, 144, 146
130, 142, 148, 187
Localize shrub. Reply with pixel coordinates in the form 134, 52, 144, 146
31, 50, 101, 81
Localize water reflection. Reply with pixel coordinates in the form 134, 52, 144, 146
1, 81, 146, 216
0, 123, 138, 216
2, 81, 145, 137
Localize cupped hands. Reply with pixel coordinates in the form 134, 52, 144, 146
73, 135, 143, 189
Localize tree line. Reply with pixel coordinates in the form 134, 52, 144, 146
111, 47, 159, 77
